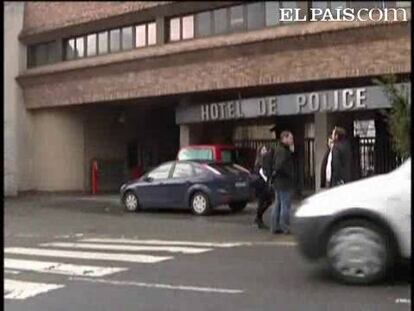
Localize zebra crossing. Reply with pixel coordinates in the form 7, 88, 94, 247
4, 237, 240, 301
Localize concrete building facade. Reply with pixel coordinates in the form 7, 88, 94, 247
4, 1, 411, 196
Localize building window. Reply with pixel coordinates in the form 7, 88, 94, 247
35, 44, 48, 66
87, 34, 97, 57
265, 1, 281, 26
247, 2, 265, 30
110, 29, 121, 52
148, 22, 157, 45
98, 31, 108, 54
136, 24, 147, 47
66, 38, 76, 60
122, 26, 133, 50
170, 18, 181, 41
182, 15, 194, 40
213, 8, 228, 35
195, 11, 212, 37
75, 37, 85, 58
230, 5, 245, 32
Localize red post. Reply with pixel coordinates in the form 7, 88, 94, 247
91, 160, 98, 195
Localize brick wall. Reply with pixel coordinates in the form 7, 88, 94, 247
22, 1, 170, 36
18, 22, 411, 109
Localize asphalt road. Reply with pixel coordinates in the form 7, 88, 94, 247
4, 194, 411, 311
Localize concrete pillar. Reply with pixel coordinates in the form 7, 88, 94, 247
180, 124, 202, 147
314, 112, 329, 192
33, 109, 85, 191
4, 2, 30, 196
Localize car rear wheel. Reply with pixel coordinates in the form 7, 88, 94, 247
326, 219, 393, 285
123, 191, 140, 212
229, 201, 247, 212
190, 192, 211, 216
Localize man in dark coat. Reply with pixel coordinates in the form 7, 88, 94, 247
330, 127, 353, 187
270, 130, 295, 234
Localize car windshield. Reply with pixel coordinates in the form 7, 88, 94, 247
178, 148, 213, 161
220, 150, 234, 163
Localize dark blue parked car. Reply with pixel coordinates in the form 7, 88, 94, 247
120, 160, 254, 215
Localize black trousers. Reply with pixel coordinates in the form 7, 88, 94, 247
256, 185, 273, 220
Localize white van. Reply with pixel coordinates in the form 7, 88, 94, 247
292, 158, 411, 284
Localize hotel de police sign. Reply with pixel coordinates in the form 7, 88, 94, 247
175, 83, 410, 124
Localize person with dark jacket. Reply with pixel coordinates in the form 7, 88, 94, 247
253, 145, 274, 229
271, 131, 295, 234
330, 127, 353, 187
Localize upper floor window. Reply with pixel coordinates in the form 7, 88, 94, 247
169, 15, 194, 41
28, 41, 59, 68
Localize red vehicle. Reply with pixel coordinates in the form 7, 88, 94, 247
177, 145, 256, 171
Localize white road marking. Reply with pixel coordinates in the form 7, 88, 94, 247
4, 248, 173, 263
80, 238, 246, 248
70, 276, 244, 294
40, 242, 212, 254
4, 269, 21, 275
4, 279, 64, 300
80, 238, 297, 247
4, 258, 128, 277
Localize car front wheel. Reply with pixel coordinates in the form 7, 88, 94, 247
229, 201, 247, 212
123, 191, 140, 212
190, 192, 211, 216
326, 219, 393, 285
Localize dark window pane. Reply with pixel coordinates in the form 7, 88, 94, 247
213, 8, 228, 34
331, 1, 347, 19
98, 31, 108, 54
247, 2, 265, 30
76, 37, 84, 58
311, 1, 328, 9
147, 22, 156, 45
265, 1, 280, 26
135, 24, 146, 47
110, 29, 120, 52
311, 1, 328, 20
87, 34, 97, 56
35, 44, 48, 65
281, 1, 298, 9
170, 18, 181, 41
350, 1, 383, 9
195, 11, 212, 37
27, 46, 36, 67
47, 41, 57, 63
230, 5, 244, 32
66, 39, 75, 60
182, 15, 194, 39
121, 26, 133, 50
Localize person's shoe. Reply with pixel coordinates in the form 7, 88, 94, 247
282, 229, 291, 235
272, 229, 283, 234
254, 218, 268, 229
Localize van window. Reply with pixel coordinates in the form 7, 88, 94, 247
178, 148, 213, 161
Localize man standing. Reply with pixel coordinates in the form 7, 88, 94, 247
271, 131, 295, 234
330, 126, 353, 187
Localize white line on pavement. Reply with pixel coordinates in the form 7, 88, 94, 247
39, 242, 213, 254
69, 276, 244, 294
4, 247, 173, 263
80, 238, 297, 247
4, 258, 128, 277
4, 269, 21, 275
4, 279, 65, 300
